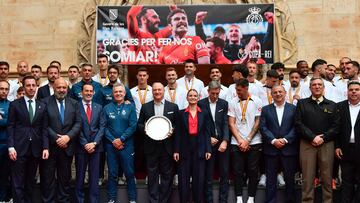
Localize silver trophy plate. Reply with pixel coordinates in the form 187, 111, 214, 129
145, 115, 172, 141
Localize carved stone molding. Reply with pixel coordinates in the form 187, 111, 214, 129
77, 0, 298, 72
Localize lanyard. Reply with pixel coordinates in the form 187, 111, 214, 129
289, 86, 300, 104
239, 95, 251, 124
137, 86, 148, 105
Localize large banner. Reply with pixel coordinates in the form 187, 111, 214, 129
97, 4, 274, 65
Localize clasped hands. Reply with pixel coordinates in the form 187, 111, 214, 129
311, 134, 324, 147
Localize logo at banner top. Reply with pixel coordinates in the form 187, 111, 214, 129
246, 7, 263, 24
109, 9, 118, 20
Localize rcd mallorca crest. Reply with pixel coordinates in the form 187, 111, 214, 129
246, 7, 263, 24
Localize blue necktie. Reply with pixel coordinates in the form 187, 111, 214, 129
59, 100, 64, 124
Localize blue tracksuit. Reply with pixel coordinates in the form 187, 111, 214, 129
93, 84, 134, 107
0, 99, 10, 201
103, 101, 137, 201
69, 80, 102, 101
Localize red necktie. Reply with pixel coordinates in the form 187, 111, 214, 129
86, 103, 91, 123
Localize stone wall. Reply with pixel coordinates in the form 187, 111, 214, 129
0, 0, 359, 73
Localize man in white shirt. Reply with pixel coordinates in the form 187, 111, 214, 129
285, 70, 302, 106
258, 70, 279, 107
297, 60, 311, 86
164, 67, 188, 110
271, 62, 288, 86
336, 61, 360, 103
228, 78, 262, 203
246, 60, 263, 86
92, 54, 110, 86
176, 59, 204, 93
0, 61, 18, 101
334, 57, 351, 82
9, 61, 29, 100
300, 59, 338, 102
200, 66, 228, 100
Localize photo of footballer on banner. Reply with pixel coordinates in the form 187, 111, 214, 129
96, 4, 274, 65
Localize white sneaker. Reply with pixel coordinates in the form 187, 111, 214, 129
98, 178, 104, 186
118, 175, 126, 185
173, 174, 178, 186
236, 196, 243, 203
258, 174, 266, 186
277, 174, 285, 186
145, 176, 148, 185
247, 196, 254, 203
36, 176, 40, 184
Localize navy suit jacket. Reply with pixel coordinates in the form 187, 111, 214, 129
76, 101, 105, 153
198, 98, 229, 142
174, 108, 211, 159
260, 102, 298, 156
336, 100, 360, 160
37, 84, 51, 100
43, 95, 81, 156
7, 98, 48, 157
138, 100, 179, 156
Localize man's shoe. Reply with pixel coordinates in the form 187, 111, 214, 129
258, 174, 266, 186
108, 200, 115, 203
98, 178, 104, 186
277, 174, 286, 187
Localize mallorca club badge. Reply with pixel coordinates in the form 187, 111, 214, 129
246, 7, 263, 24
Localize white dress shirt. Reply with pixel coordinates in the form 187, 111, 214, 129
154, 99, 165, 116
164, 85, 188, 110
130, 85, 153, 118
176, 76, 204, 93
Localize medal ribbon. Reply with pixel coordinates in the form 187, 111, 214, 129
267, 89, 272, 104
184, 77, 194, 91
137, 86, 148, 105
239, 95, 251, 122
168, 86, 177, 103
289, 86, 300, 104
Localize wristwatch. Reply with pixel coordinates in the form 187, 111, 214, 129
246, 137, 252, 142
93, 142, 97, 146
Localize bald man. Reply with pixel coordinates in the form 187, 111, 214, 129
40, 78, 81, 203
138, 82, 179, 203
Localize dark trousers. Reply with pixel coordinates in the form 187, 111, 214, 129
178, 137, 206, 203
0, 144, 11, 201
231, 144, 261, 197
106, 144, 136, 201
75, 152, 100, 203
40, 149, 73, 203
205, 144, 229, 203
145, 146, 174, 203
341, 144, 360, 203
265, 154, 297, 203
11, 151, 38, 203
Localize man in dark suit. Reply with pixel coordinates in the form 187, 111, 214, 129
335, 80, 360, 203
37, 65, 59, 100
138, 82, 179, 203
41, 77, 81, 203
198, 80, 230, 203
75, 83, 105, 203
7, 75, 49, 203
260, 85, 298, 203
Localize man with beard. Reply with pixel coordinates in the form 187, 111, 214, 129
334, 57, 351, 82
200, 66, 229, 100
335, 61, 360, 103
37, 65, 59, 100
9, 61, 29, 101
127, 5, 173, 64
41, 78, 81, 203
158, 8, 210, 64
70, 63, 102, 102
258, 70, 280, 107
164, 67, 188, 110
223, 24, 245, 62
31, 65, 42, 87
176, 60, 205, 93
285, 70, 302, 106
246, 60, 263, 86
325, 64, 337, 84
297, 60, 311, 86
0, 61, 17, 101
300, 59, 339, 102
271, 62, 287, 86
206, 37, 231, 64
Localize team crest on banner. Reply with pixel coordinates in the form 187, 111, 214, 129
109, 9, 118, 20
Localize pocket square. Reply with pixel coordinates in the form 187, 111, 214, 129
218, 109, 223, 112
167, 111, 174, 114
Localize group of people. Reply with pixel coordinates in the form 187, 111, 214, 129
0, 54, 358, 203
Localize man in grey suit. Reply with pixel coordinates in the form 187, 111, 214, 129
40, 78, 81, 203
